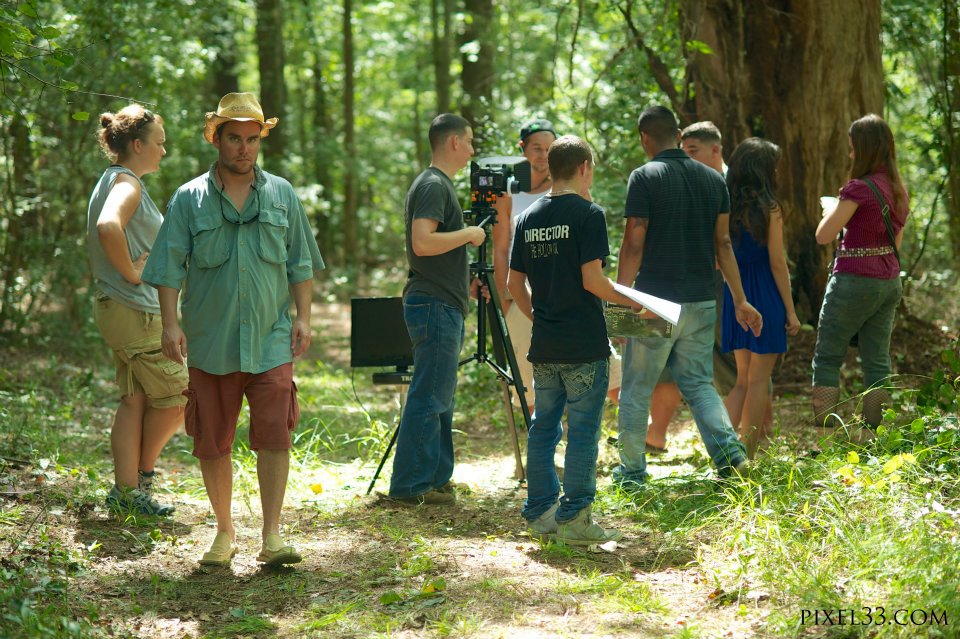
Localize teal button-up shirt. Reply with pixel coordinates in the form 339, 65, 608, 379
143, 164, 324, 375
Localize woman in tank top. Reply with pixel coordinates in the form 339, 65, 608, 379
86, 105, 188, 516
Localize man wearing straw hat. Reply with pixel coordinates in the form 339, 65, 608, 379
143, 92, 324, 567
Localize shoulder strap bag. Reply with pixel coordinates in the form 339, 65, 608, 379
861, 177, 901, 265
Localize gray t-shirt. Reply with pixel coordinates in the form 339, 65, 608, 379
402, 167, 469, 315
86, 166, 162, 313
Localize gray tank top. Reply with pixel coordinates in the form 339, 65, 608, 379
86, 166, 162, 313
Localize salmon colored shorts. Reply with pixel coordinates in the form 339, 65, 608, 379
183, 363, 299, 460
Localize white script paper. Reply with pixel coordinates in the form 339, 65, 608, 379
612, 283, 681, 325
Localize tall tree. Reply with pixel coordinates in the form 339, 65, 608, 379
461, 0, 495, 146
256, 0, 287, 164
431, 0, 454, 114
342, 0, 359, 263
946, 0, 960, 264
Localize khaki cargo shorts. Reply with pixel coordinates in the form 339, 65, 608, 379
93, 294, 188, 409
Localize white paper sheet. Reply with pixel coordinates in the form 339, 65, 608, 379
612, 283, 682, 325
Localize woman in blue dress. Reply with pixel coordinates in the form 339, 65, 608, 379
721, 138, 801, 458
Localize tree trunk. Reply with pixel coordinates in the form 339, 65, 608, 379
210, 19, 240, 102
342, 0, 359, 263
0, 116, 30, 331
461, 0, 495, 147
312, 42, 335, 257
945, 0, 960, 265
255, 0, 286, 166
432, 0, 452, 114
680, 0, 884, 321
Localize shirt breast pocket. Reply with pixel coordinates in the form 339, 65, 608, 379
258, 204, 289, 265
191, 215, 230, 269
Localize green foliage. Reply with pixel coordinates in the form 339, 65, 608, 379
696, 348, 960, 637
0, 532, 101, 639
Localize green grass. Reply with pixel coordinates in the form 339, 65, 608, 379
694, 393, 960, 637
1, 338, 958, 638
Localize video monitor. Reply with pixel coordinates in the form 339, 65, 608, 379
350, 297, 414, 369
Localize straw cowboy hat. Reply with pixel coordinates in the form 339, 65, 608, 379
203, 92, 279, 144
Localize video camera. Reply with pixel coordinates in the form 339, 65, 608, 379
468, 157, 532, 225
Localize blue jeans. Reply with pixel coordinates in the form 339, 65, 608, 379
614, 300, 745, 483
522, 358, 609, 523
388, 294, 465, 499
813, 273, 902, 388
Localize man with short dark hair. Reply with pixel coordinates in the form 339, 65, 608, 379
388, 113, 487, 506
646, 120, 735, 451
508, 135, 638, 545
614, 106, 761, 485
144, 92, 324, 567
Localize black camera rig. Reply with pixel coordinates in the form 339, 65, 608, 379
468, 157, 532, 225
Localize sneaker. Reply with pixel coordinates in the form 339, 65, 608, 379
529, 502, 559, 537
555, 507, 622, 546
106, 485, 175, 516
718, 458, 751, 481
392, 489, 456, 506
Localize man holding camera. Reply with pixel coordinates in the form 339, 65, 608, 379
388, 113, 486, 506
508, 135, 638, 544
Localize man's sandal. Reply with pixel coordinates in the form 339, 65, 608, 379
257, 533, 302, 567
199, 531, 238, 567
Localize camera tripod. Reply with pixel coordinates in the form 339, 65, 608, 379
459, 210, 532, 481
364, 208, 532, 495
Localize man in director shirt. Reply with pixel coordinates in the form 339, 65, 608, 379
143, 92, 324, 567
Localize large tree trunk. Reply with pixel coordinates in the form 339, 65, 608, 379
256, 0, 286, 165
680, 0, 883, 321
946, 0, 960, 266
342, 0, 358, 263
461, 0, 495, 147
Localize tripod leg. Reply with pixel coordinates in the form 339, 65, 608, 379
500, 380, 526, 481
481, 271, 531, 481
366, 420, 401, 495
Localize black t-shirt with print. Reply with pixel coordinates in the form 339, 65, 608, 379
510, 193, 611, 364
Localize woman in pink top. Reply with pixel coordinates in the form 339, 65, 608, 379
812, 114, 909, 437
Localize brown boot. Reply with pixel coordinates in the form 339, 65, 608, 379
812, 386, 842, 431
862, 388, 891, 428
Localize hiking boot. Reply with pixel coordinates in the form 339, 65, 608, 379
137, 469, 160, 493
436, 481, 468, 495
529, 502, 559, 537
392, 489, 456, 506
555, 507, 622, 546
106, 485, 175, 516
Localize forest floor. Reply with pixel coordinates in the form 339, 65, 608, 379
1, 282, 958, 639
